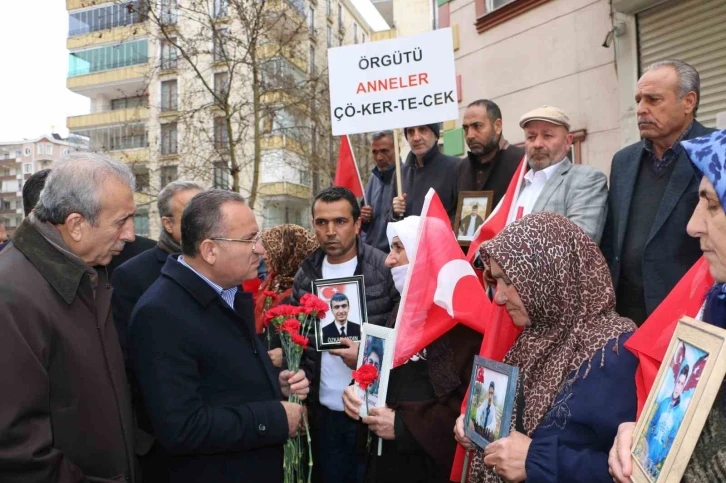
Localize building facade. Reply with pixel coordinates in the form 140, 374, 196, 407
0, 135, 85, 236
438, 0, 725, 175
65, 0, 374, 238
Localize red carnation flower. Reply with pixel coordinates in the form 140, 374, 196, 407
291, 333, 309, 349
352, 364, 379, 391
300, 293, 329, 319
263, 290, 278, 300
280, 318, 301, 335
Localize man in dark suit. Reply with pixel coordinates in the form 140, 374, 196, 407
321, 292, 361, 344
601, 60, 717, 325
111, 180, 202, 482
128, 190, 309, 483
459, 204, 484, 239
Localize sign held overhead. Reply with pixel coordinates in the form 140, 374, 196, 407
328, 28, 458, 136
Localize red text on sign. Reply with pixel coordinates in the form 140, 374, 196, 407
356, 73, 429, 94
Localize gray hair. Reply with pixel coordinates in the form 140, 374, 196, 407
371, 131, 394, 142
34, 152, 135, 226
157, 180, 204, 218
645, 60, 701, 116
181, 189, 245, 256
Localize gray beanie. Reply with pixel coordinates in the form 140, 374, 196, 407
405, 123, 440, 140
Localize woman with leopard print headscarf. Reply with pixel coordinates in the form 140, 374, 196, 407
254, 224, 318, 367
454, 212, 638, 483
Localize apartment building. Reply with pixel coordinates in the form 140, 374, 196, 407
65, 0, 374, 238
0, 135, 85, 236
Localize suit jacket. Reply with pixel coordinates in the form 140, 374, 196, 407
601, 121, 715, 318
530, 159, 609, 243
128, 256, 289, 483
321, 320, 361, 344
107, 235, 156, 278
459, 214, 484, 236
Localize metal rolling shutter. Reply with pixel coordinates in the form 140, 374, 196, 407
637, 0, 726, 128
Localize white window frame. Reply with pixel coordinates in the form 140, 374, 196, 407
23, 163, 32, 174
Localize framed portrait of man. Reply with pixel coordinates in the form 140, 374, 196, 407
311, 275, 367, 351
630, 317, 726, 483
464, 356, 518, 449
355, 324, 395, 418
453, 191, 494, 245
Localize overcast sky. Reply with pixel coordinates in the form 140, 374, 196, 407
0, 0, 387, 142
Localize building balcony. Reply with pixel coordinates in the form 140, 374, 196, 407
68, 23, 147, 50
108, 148, 150, 164
67, 107, 149, 130
67, 64, 148, 98
261, 135, 306, 157
259, 181, 312, 200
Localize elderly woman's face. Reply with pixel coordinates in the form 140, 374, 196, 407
688, 177, 726, 283
488, 259, 531, 327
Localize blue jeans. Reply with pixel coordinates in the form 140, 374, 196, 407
316, 405, 365, 483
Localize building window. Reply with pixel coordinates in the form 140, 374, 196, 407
160, 165, 178, 187
214, 0, 228, 17
63, 149, 70, 156
214, 117, 229, 150
161, 79, 178, 111
111, 95, 148, 110
362, 33, 366, 43
338, 4, 343, 28
24, 147, 30, 156
353, 23, 358, 43
214, 72, 230, 100
213, 161, 230, 189
161, 38, 178, 70
37, 144, 43, 155
326, 0, 331, 17
14, 150, 21, 158
134, 168, 150, 192
308, 6, 315, 34
327, 26, 332, 48
309, 44, 315, 74
46, 144, 53, 155
160, 0, 178, 25
475, 0, 549, 33
486, 0, 516, 9
23, 163, 32, 174
213, 28, 229, 62
71, 123, 148, 151
68, 1, 143, 36
161, 123, 178, 155
134, 208, 150, 236
68, 39, 148, 77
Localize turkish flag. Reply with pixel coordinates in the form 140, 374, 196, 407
320, 284, 347, 301
475, 366, 484, 383
625, 257, 713, 417
392, 189, 490, 368
333, 135, 365, 198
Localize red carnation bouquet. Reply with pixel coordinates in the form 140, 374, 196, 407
261, 290, 277, 348
263, 293, 329, 483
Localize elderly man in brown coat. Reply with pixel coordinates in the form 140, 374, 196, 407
0, 153, 138, 482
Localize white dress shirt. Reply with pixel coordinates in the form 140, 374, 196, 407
319, 255, 358, 412
511, 158, 566, 222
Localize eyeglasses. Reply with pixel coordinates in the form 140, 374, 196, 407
210, 233, 262, 254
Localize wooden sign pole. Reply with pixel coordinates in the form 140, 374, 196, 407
393, 128, 403, 198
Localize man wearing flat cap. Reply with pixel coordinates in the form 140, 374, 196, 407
512, 105, 608, 242
392, 123, 461, 223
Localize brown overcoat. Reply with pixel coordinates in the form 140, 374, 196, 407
0, 219, 137, 482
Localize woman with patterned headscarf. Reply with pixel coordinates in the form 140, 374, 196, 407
454, 212, 638, 482
254, 224, 318, 367
610, 129, 726, 483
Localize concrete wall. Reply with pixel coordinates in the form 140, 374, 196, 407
449, 0, 620, 175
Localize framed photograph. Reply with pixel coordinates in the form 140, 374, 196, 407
464, 356, 519, 449
312, 275, 368, 351
631, 317, 726, 483
453, 191, 494, 245
355, 324, 396, 418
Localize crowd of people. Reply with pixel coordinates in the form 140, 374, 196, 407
0, 58, 725, 483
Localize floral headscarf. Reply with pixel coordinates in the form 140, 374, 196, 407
260, 224, 318, 293
469, 212, 636, 482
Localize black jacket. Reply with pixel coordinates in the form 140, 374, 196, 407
456, 144, 524, 209
601, 120, 716, 318
292, 238, 398, 403
128, 256, 289, 483
107, 235, 156, 278
400, 144, 461, 223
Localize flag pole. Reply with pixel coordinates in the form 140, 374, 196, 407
393, 129, 403, 198
346, 135, 367, 206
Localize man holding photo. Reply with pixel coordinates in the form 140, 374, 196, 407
292, 186, 397, 483
322, 293, 361, 344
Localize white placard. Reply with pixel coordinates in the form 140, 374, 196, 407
328, 28, 458, 136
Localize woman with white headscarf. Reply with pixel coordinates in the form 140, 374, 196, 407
342, 216, 482, 483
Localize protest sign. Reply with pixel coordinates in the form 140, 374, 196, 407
328, 28, 458, 136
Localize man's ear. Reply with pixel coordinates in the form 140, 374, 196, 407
493, 118, 503, 137
161, 216, 174, 235
198, 239, 217, 265
64, 213, 86, 242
